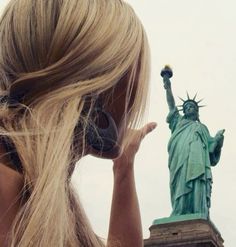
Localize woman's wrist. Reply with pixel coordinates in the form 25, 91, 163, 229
113, 160, 134, 183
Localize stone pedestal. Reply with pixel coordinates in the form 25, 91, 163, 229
144, 217, 224, 247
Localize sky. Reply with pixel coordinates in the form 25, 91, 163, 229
0, 0, 236, 246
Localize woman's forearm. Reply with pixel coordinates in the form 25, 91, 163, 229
107, 123, 156, 247
107, 165, 143, 247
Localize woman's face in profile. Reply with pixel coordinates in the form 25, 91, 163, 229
87, 74, 137, 160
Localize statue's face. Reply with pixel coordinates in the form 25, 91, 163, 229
183, 102, 198, 119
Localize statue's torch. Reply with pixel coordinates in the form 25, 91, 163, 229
161, 65, 173, 90
160, 65, 173, 79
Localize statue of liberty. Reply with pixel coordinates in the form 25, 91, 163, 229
161, 66, 225, 218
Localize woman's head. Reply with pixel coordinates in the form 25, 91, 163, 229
0, 0, 150, 246
0, 0, 150, 158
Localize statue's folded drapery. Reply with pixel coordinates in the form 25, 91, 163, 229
167, 107, 221, 217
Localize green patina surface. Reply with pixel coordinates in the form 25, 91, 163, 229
161, 66, 225, 217
153, 213, 220, 234
153, 213, 207, 225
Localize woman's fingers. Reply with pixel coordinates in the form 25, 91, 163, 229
113, 122, 157, 167
129, 122, 157, 152
140, 122, 157, 140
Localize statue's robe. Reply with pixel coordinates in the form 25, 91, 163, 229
167, 108, 221, 217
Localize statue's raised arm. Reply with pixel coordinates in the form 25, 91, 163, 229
161, 66, 176, 111
161, 66, 225, 219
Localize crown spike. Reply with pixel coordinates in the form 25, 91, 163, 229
179, 93, 206, 111
178, 96, 185, 102
193, 93, 198, 101
186, 91, 190, 100
197, 98, 204, 104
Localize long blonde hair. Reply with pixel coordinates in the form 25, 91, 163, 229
0, 0, 150, 246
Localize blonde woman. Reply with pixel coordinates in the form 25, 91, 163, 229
0, 0, 156, 246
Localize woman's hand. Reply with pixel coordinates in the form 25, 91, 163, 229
108, 122, 157, 247
113, 122, 157, 176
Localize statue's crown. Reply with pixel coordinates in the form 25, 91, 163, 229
178, 93, 205, 111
